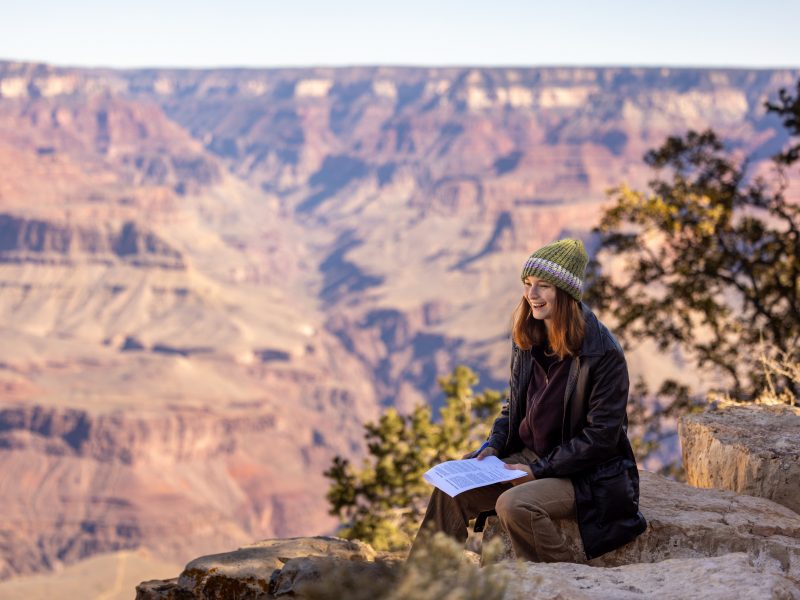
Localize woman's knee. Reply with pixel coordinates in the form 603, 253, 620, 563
496, 486, 547, 521
496, 488, 525, 519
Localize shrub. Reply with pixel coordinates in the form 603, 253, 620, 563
324, 365, 503, 551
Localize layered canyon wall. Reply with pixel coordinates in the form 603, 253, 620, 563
1, 61, 798, 582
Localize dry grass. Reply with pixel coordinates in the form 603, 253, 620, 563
707, 345, 799, 408
296, 533, 508, 600
755, 346, 800, 406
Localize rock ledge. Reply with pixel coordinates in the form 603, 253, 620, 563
679, 403, 800, 514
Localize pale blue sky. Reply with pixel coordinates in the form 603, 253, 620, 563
1, 0, 798, 69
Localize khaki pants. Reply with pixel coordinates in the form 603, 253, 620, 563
413, 448, 580, 562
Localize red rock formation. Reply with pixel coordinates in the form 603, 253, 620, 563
1, 61, 798, 581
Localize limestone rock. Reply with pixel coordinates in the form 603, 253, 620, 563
135, 536, 375, 600
501, 552, 799, 599
483, 470, 800, 583
269, 555, 399, 598
679, 404, 800, 514
136, 578, 192, 600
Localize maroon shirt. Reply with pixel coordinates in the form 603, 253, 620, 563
518, 346, 572, 457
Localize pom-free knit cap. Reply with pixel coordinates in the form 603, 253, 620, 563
520, 238, 588, 301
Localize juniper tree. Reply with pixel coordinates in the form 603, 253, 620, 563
585, 81, 800, 401
324, 365, 503, 551
766, 79, 800, 165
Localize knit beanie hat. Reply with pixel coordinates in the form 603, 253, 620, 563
520, 238, 588, 301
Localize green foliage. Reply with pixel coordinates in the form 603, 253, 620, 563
765, 79, 800, 165
586, 81, 800, 472
585, 83, 800, 400
324, 365, 503, 551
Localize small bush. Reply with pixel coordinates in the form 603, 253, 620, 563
325, 366, 503, 551
297, 533, 508, 600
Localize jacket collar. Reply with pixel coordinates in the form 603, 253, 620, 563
516, 304, 609, 357
579, 303, 606, 357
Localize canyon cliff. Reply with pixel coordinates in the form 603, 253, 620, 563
0, 61, 798, 584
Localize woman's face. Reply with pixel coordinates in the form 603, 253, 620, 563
523, 276, 557, 323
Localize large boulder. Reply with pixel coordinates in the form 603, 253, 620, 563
500, 552, 798, 599
482, 470, 800, 583
135, 536, 376, 600
679, 403, 800, 514
137, 462, 800, 598
137, 537, 800, 600
135, 529, 800, 599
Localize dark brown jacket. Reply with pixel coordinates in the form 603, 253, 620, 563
486, 304, 647, 559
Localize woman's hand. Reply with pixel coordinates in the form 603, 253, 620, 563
504, 463, 534, 485
462, 446, 499, 460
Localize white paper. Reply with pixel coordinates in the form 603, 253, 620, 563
423, 456, 528, 497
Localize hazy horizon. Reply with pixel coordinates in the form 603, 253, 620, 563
4, 59, 800, 72
2, 0, 799, 70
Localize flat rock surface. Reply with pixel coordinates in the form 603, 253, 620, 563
501, 552, 799, 599
680, 404, 800, 514
483, 470, 800, 583
136, 536, 375, 599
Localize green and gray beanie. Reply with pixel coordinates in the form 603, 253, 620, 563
520, 238, 588, 301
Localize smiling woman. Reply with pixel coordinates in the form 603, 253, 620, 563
523, 277, 556, 321
412, 238, 647, 563
513, 241, 588, 364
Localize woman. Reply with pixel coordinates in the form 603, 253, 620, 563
413, 238, 647, 562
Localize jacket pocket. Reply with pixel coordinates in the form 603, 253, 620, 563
588, 458, 638, 524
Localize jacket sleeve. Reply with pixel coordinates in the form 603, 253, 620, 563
530, 347, 629, 478
486, 400, 509, 452
485, 341, 518, 452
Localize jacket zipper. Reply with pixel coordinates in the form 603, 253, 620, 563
562, 357, 580, 444
505, 347, 528, 453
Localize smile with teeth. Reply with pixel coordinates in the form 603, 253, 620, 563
532, 302, 546, 308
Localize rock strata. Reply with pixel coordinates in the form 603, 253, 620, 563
0, 214, 186, 269
482, 470, 800, 583
679, 403, 800, 514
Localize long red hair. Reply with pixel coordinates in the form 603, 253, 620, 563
511, 287, 585, 358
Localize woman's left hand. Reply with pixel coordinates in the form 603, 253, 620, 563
504, 463, 534, 485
